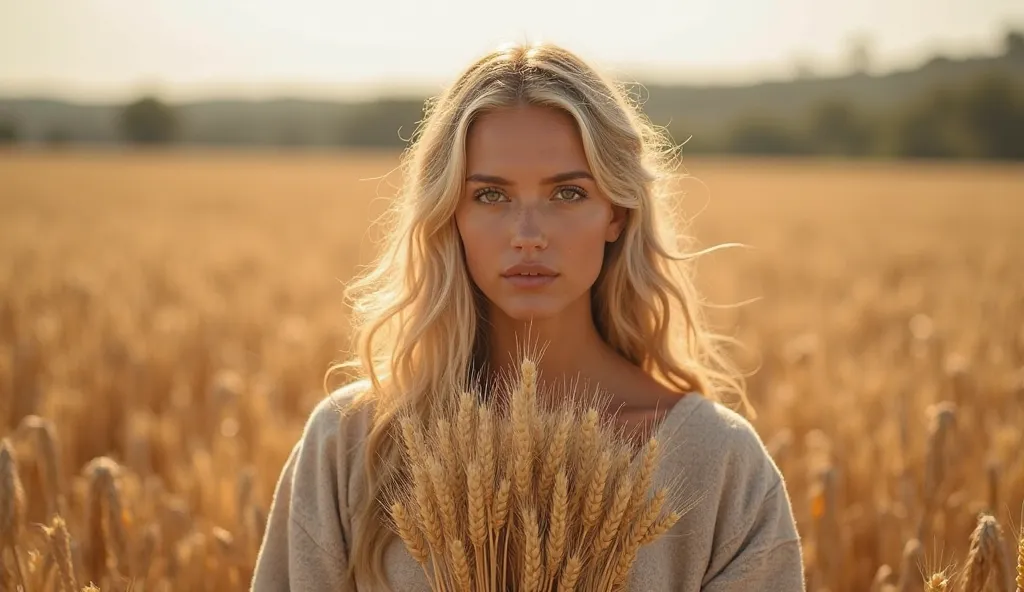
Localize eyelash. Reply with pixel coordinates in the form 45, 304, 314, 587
472, 185, 589, 204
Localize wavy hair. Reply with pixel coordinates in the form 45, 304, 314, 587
331, 41, 750, 589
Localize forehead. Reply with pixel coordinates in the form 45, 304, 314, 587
464, 105, 590, 176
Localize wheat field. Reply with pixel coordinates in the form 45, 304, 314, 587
1, 151, 1022, 591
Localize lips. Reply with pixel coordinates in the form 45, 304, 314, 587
501, 263, 559, 289
501, 263, 558, 278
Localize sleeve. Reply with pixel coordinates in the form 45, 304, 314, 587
250, 395, 356, 592
702, 478, 806, 591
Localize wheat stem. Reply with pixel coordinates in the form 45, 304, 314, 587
1015, 522, 1023, 592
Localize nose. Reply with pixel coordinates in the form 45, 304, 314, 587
510, 205, 548, 251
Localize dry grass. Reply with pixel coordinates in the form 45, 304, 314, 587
0, 151, 1023, 590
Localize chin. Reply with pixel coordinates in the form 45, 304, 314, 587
492, 297, 565, 323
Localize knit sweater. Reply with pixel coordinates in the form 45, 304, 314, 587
251, 382, 806, 591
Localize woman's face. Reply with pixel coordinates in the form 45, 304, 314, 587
455, 104, 626, 322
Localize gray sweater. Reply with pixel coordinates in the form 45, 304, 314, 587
251, 382, 806, 591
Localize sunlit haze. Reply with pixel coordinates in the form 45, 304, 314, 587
1, 0, 1022, 101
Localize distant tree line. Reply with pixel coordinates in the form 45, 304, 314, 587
2, 29, 1022, 159
712, 72, 1024, 159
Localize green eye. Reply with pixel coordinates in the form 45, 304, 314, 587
555, 186, 588, 202
474, 188, 508, 204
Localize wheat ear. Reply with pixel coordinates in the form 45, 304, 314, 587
592, 472, 634, 574
412, 462, 444, 552
20, 415, 68, 520
582, 450, 611, 537
435, 419, 462, 499
84, 457, 128, 583
539, 414, 571, 510
449, 538, 472, 592
570, 408, 599, 518
478, 404, 496, 506
557, 553, 583, 592
457, 391, 476, 464
521, 505, 543, 592
624, 438, 659, 525
467, 460, 488, 588
871, 564, 894, 591
917, 403, 955, 543
961, 514, 1009, 592
512, 381, 534, 502
543, 468, 569, 591
640, 510, 681, 545
924, 571, 949, 591
427, 455, 459, 547
610, 487, 669, 589
392, 501, 429, 565
494, 474, 512, 592
400, 416, 427, 469
43, 514, 80, 592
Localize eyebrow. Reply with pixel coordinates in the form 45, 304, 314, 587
465, 170, 595, 185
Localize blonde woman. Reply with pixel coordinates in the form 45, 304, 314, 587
252, 42, 804, 591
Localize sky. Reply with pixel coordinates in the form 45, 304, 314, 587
1, 0, 1022, 102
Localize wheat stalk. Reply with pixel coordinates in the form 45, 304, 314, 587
898, 538, 923, 592
1, 438, 28, 592
918, 403, 955, 543
84, 456, 128, 585
17, 415, 68, 521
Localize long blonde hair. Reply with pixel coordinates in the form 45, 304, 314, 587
332, 41, 749, 589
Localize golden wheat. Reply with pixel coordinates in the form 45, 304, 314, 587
1, 153, 1023, 591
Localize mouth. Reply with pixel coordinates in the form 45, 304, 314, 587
501, 264, 559, 289
501, 263, 559, 278
502, 273, 558, 288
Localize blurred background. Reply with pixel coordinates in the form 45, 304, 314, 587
1, 2, 1023, 592
1, 0, 1023, 159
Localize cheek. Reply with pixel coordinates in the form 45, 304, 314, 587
455, 211, 498, 279
560, 209, 612, 275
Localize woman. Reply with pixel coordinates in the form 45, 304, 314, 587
252, 42, 804, 591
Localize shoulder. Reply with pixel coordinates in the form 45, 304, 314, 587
282, 379, 376, 523
286, 379, 378, 501
300, 379, 375, 443
632, 394, 804, 588
656, 393, 786, 518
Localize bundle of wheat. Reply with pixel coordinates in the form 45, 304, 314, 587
386, 357, 682, 592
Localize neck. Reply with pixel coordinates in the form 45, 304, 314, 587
481, 300, 616, 402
